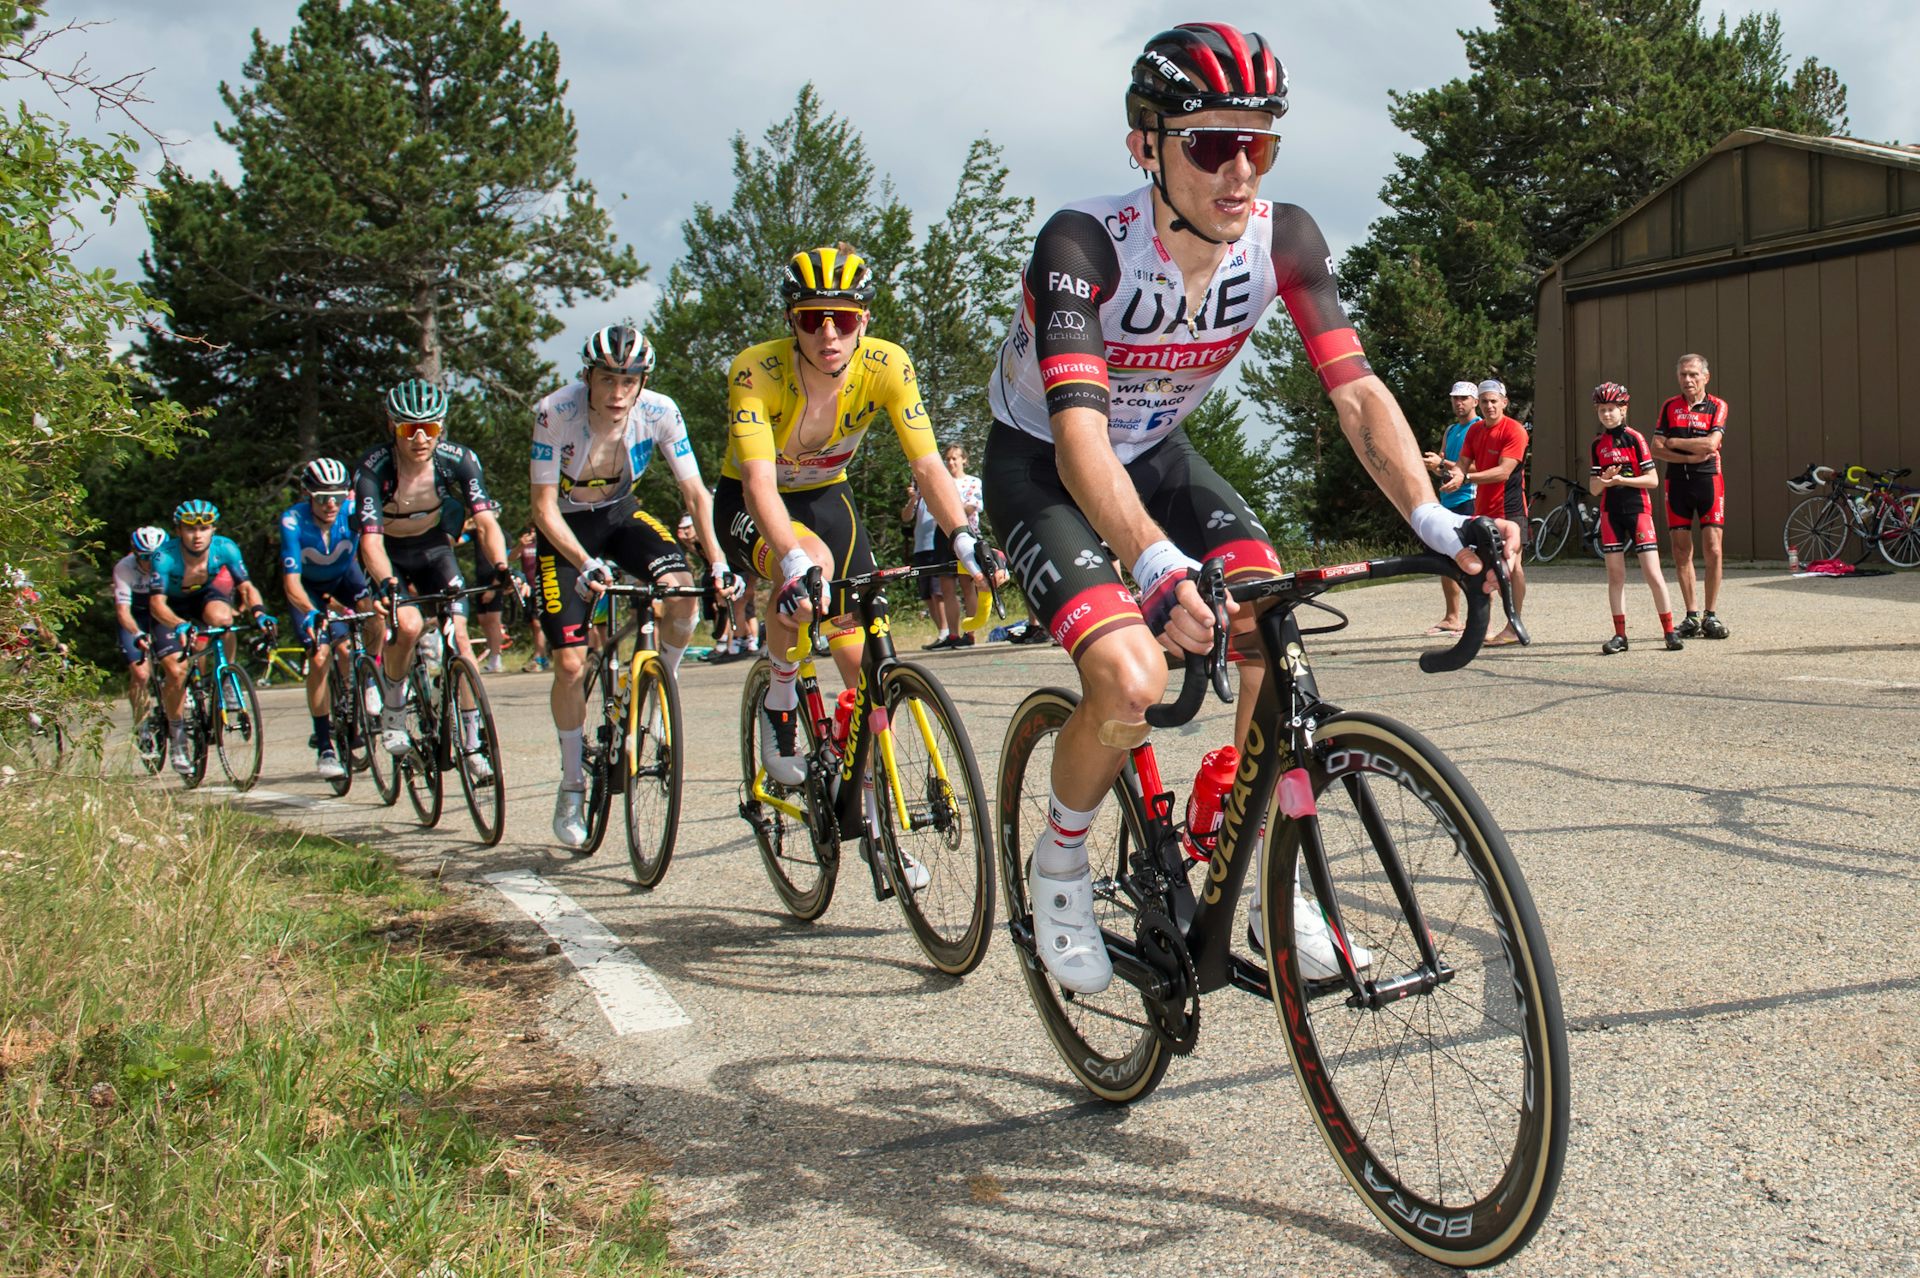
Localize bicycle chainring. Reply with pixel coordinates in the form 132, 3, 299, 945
1135, 907, 1199, 1055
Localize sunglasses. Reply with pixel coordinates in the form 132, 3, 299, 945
791, 307, 865, 335
308, 489, 350, 502
1164, 127, 1282, 176
176, 514, 218, 528
393, 419, 444, 440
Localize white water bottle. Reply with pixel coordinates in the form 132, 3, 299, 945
1787, 545, 1799, 573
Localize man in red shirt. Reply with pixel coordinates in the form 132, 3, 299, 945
1444, 378, 1528, 644
1650, 353, 1729, 639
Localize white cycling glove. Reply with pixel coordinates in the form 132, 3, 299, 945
574, 556, 613, 601
1132, 539, 1201, 636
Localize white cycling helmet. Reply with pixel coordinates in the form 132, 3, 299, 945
131, 525, 167, 555
302, 456, 351, 492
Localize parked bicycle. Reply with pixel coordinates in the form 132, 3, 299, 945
738, 563, 995, 975
996, 523, 1568, 1267
570, 578, 705, 888
383, 584, 507, 843
175, 618, 271, 791
1784, 462, 1920, 568
1527, 474, 1602, 563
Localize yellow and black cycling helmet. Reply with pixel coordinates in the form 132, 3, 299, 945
780, 245, 875, 308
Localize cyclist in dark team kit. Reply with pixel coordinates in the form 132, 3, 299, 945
983, 22, 1521, 994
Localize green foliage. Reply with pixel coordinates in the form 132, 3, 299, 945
1244, 0, 1847, 542
0, 11, 193, 719
119, 0, 638, 588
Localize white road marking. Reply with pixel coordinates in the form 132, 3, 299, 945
484, 869, 691, 1034
198, 785, 341, 810
1782, 675, 1920, 692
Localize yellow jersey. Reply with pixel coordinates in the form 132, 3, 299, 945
722, 337, 937, 492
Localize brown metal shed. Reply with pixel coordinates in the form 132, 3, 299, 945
1534, 128, 1920, 561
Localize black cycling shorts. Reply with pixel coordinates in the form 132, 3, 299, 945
982, 422, 1282, 660
388, 535, 467, 615
535, 498, 687, 649
714, 477, 874, 617
1665, 470, 1725, 528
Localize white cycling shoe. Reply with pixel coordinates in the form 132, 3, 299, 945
316, 749, 346, 781
895, 851, 931, 893
1030, 865, 1112, 994
1251, 888, 1375, 981
552, 785, 589, 850
463, 749, 494, 785
379, 705, 411, 757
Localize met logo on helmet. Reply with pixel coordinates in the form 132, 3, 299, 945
1144, 51, 1190, 84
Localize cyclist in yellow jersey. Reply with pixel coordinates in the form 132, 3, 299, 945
713, 244, 994, 786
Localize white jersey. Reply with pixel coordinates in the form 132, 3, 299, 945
111, 553, 158, 610
989, 185, 1369, 464
530, 382, 701, 514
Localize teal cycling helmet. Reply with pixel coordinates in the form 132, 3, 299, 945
386, 378, 450, 423
173, 499, 220, 527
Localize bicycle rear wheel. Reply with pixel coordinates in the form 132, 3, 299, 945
623, 653, 682, 888
180, 679, 210, 789
402, 665, 443, 828
739, 658, 836, 920
1783, 496, 1850, 564
447, 655, 505, 845
1265, 711, 1567, 1267
1530, 506, 1571, 563
996, 687, 1169, 1104
214, 665, 263, 792
324, 658, 354, 796
357, 655, 400, 806
576, 649, 618, 856
877, 661, 993, 975
1873, 493, 1920, 568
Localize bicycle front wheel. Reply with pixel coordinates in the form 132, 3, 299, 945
1783, 496, 1850, 564
997, 687, 1169, 1104
1873, 493, 1920, 568
739, 658, 835, 920
402, 665, 443, 828
447, 655, 505, 845
1530, 506, 1571, 563
357, 655, 400, 806
875, 662, 994, 975
623, 653, 683, 888
1265, 711, 1568, 1267
214, 665, 263, 792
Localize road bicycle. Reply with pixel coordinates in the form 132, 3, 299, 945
298, 604, 382, 798
996, 523, 1569, 1267
383, 584, 507, 844
132, 646, 169, 775
1527, 474, 1602, 563
737, 563, 995, 975
1784, 462, 1920, 568
570, 578, 705, 887
174, 617, 271, 791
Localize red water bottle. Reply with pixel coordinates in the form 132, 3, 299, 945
1183, 745, 1239, 861
832, 688, 858, 745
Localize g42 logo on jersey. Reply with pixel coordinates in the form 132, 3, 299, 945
1105, 205, 1141, 242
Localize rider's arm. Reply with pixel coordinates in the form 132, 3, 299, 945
149, 594, 185, 629
114, 600, 142, 636
529, 483, 591, 568
649, 393, 728, 573
358, 530, 395, 589
471, 508, 512, 574
727, 362, 803, 565
1326, 377, 1446, 518
738, 458, 800, 564
676, 475, 727, 571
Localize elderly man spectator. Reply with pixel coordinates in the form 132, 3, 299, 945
1421, 380, 1481, 635
1443, 378, 1528, 644
1650, 353, 1729, 639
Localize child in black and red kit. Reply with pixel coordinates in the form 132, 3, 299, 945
1589, 383, 1683, 654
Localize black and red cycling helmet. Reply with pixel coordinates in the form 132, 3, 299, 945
1127, 23, 1289, 128
1592, 382, 1631, 405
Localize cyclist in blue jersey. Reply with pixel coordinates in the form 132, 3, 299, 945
279, 457, 368, 781
1420, 381, 1481, 635
148, 499, 271, 776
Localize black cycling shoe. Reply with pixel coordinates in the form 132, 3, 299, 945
1700, 613, 1729, 639
922, 635, 954, 651
1600, 634, 1629, 655
1675, 613, 1702, 639
1663, 632, 1685, 650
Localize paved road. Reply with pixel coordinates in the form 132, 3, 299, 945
215, 565, 1919, 1276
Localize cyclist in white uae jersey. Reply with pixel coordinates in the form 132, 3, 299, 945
983, 22, 1523, 996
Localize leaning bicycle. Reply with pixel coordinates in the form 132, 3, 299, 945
997, 524, 1569, 1267
571, 578, 704, 888
1784, 462, 1919, 568
1528, 474, 1601, 563
738, 563, 994, 975
385, 585, 507, 843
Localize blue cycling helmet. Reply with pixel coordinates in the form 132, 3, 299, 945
173, 499, 220, 527
131, 525, 167, 554
386, 378, 450, 423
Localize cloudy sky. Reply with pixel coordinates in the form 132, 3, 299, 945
20, 0, 1917, 373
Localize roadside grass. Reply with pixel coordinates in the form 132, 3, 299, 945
0, 775, 677, 1276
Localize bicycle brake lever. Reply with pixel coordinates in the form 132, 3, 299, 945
806, 566, 830, 657
1202, 558, 1233, 704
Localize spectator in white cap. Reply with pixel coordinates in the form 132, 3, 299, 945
1420, 380, 1482, 635
1442, 379, 1528, 643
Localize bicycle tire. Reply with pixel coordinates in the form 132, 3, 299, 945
577, 649, 616, 856
323, 658, 354, 796
739, 657, 836, 920
877, 661, 994, 975
623, 653, 682, 889
402, 663, 443, 828
447, 655, 505, 845
1266, 710, 1568, 1267
1531, 506, 1571, 564
182, 678, 211, 789
1782, 496, 1851, 564
134, 700, 167, 775
214, 665, 263, 792
996, 686, 1170, 1104
357, 654, 400, 806
1873, 493, 1920, 568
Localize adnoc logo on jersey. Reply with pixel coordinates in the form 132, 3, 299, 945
1047, 311, 1086, 332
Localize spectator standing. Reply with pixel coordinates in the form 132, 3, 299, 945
902, 478, 951, 649
934, 443, 985, 649
1421, 380, 1480, 635
1650, 353, 1729, 639
515, 526, 550, 672
1587, 382, 1683, 654
1445, 378, 1528, 644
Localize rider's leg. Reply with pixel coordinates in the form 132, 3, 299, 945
1702, 524, 1724, 613
306, 634, 334, 756
762, 530, 835, 713
654, 571, 698, 674
1670, 525, 1699, 615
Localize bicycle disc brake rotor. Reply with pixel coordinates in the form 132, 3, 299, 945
1135, 907, 1199, 1055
